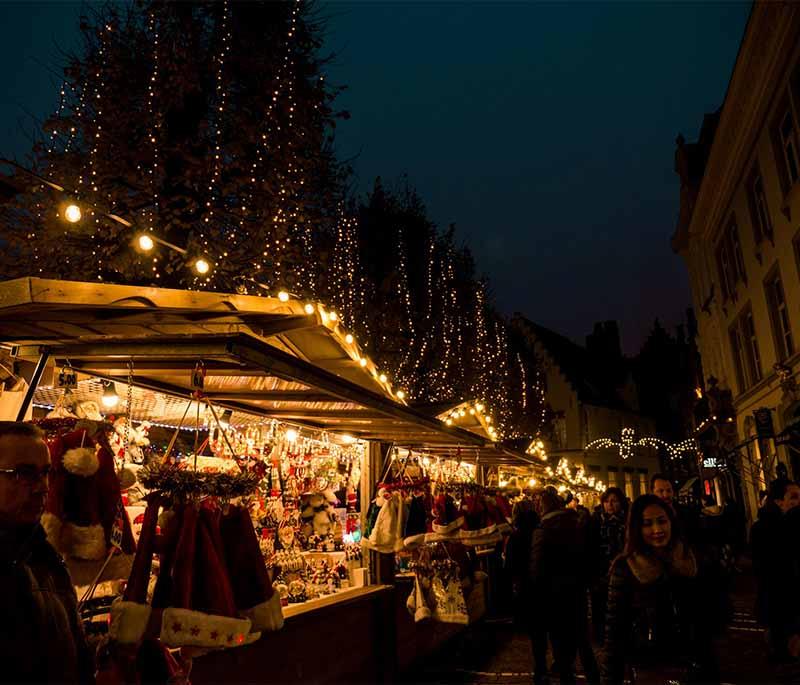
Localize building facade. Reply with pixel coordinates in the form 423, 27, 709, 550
513, 317, 661, 501
673, 2, 800, 521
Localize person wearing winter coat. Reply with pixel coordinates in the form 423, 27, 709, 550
0, 422, 94, 684
601, 494, 716, 685
588, 487, 626, 644
528, 488, 597, 684
751, 479, 800, 660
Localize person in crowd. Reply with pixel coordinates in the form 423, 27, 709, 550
781, 491, 800, 660
751, 479, 800, 661
0, 421, 93, 683
602, 494, 717, 684
528, 487, 598, 684
510, 494, 540, 627
564, 491, 591, 528
650, 473, 699, 544
588, 487, 627, 644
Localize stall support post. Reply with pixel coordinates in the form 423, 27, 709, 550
15, 347, 49, 421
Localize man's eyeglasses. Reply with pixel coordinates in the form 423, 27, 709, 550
0, 465, 51, 485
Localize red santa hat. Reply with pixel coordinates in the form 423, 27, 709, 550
38, 421, 135, 586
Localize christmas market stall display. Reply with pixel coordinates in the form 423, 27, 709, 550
0, 277, 533, 683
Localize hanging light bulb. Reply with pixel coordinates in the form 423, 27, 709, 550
193, 257, 211, 275
359, 357, 367, 367
285, 428, 298, 443
476, 403, 484, 412
101, 381, 119, 409
137, 234, 155, 252
345, 333, 354, 344
304, 303, 315, 315
219, 409, 233, 429
379, 373, 388, 383
278, 291, 290, 302
329, 311, 338, 322
396, 390, 406, 400
341, 434, 356, 445
63, 203, 82, 223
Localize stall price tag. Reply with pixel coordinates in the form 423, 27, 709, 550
57, 366, 78, 389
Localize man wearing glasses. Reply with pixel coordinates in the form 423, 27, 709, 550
0, 421, 93, 683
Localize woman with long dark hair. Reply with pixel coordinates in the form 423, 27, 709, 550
601, 494, 717, 684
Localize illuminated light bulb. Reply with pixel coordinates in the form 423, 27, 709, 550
137, 234, 154, 251
528, 478, 536, 487
345, 333, 354, 344
285, 428, 298, 443
101, 382, 119, 409
341, 434, 355, 444
359, 357, 367, 368
329, 311, 338, 322
379, 373, 388, 383
476, 403, 484, 412
219, 409, 233, 429
278, 291, 290, 302
469, 408, 475, 415
396, 390, 406, 400
445, 419, 453, 426
64, 203, 82, 223
304, 303, 315, 315
194, 258, 210, 275
485, 416, 492, 424
499, 479, 508, 487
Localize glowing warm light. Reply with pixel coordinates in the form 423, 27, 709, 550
285, 428, 298, 443
359, 357, 367, 367
476, 403, 484, 412
445, 419, 453, 426
396, 390, 406, 400
528, 478, 536, 487
64, 204, 82, 223
379, 373, 388, 383
101, 382, 119, 409
469, 408, 475, 415
304, 303, 315, 315
329, 311, 338, 322
194, 258, 210, 275
278, 291, 290, 302
345, 333, 354, 344
485, 416, 492, 424
137, 234, 154, 251
341, 434, 355, 444
499, 479, 508, 487
695, 387, 703, 399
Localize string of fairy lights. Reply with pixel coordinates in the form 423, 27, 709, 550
585, 427, 698, 462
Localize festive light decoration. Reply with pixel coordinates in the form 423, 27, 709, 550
137, 234, 154, 252
585, 427, 697, 461
193, 258, 211, 275
101, 381, 120, 409
64, 203, 82, 223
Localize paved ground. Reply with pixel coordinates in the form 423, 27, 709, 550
401, 568, 800, 685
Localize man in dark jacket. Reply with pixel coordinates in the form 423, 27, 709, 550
0, 421, 94, 683
528, 488, 596, 684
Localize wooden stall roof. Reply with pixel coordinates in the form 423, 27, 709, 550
0, 278, 538, 466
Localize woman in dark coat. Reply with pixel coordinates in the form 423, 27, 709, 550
601, 494, 716, 684
588, 486, 626, 643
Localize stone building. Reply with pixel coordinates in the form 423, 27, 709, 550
512, 316, 660, 501
672, 2, 800, 521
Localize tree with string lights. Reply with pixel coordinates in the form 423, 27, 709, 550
0, 0, 346, 293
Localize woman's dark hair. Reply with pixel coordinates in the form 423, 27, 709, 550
623, 494, 678, 556
601, 486, 625, 505
0, 421, 43, 441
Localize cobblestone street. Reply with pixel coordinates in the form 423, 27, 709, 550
403, 569, 800, 685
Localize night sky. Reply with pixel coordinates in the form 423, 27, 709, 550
1, 1, 751, 352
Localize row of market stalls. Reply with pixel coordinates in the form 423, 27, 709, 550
0, 277, 602, 682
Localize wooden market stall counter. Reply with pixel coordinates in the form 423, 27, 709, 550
190, 585, 396, 684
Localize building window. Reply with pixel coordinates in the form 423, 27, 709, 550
624, 471, 634, 500
729, 306, 763, 393
747, 166, 773, 245
716, 217, 746, 300
639, 472, 648, 496
765, 267, 795, 361
778, 109, 800, 187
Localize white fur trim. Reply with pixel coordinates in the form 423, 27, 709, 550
240, 591, 284, 632
431, 515, 464, 535
41, 511, 64, 552
458, 523, 497, 541
62, 447, 99, 476
110, 600, 152, 645
403, 533, 428, 549
458, 530, 502, 547
63, 522, 106, 560
160, 608, 253, 649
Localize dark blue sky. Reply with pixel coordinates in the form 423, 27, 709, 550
1, 1, 751, 352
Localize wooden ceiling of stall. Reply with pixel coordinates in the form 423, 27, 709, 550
0, 278, 540, 466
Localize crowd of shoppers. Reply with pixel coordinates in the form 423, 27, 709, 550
513, 470, 752, 685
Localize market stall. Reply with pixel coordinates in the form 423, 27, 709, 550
0, 277, 544, 682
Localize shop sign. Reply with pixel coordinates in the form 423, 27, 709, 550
703, 457, 719, 469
